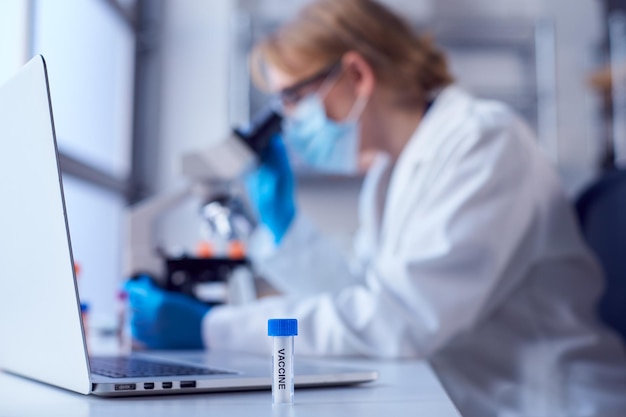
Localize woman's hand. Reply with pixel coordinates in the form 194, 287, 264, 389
245, 135, 296, 244
124, 276, 211, 350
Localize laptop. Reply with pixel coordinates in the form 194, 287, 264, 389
0, 56, 377, 397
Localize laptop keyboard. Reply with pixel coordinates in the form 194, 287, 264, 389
90, 356, 233, 378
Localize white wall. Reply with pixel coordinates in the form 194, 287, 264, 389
0, 0, 29, 85
157, 0, 235, 251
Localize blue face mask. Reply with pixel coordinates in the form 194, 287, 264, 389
282, 86, 368, 175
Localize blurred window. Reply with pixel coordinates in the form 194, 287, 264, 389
0, 1, 29, 85
32, 0, 135, 178
2, 0, 137, 326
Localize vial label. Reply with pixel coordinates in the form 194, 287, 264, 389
272, 337, 294, 404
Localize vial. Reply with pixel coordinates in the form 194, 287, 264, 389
116, 289, 131, 354
268, 318, 298, 405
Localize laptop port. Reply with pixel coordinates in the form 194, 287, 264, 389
180, 381, 196, 389
114, 383, 136, 391
143, 383, 154, 390
162, 382, 172, 389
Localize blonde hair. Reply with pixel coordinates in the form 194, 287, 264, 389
251, 0, 453, 108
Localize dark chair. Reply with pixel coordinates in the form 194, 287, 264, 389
575, 169, 626, 343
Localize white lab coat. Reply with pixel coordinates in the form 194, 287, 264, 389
205, 86, 626, 416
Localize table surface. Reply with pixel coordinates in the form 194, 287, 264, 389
0, 334, 461, 417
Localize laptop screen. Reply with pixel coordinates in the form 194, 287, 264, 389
0, 56, 91, 394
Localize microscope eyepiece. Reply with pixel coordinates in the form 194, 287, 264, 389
234, 106, 283, 156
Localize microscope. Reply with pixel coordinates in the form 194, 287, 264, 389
125, 107, 282, 305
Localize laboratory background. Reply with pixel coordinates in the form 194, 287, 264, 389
0, 0, 623, 343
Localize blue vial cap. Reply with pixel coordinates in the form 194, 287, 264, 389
268, 319, 298, 336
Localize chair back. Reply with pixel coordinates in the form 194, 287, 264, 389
576, 169, 626, 343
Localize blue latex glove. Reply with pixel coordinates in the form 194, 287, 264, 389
124, 276, 211, 350
245, 134, 296, 244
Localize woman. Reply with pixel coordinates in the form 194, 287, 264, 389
127, 0, 626, 415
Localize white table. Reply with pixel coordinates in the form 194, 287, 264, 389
0, 356, 460, 417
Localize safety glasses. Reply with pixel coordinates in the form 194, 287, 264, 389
277, 62, 342, 110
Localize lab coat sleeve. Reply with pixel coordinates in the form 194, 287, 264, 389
206, 116, 537, 358
247, 214, 361, 297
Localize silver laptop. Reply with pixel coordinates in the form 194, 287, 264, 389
0, 56, 377, 397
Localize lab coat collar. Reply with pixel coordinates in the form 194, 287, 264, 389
384, 84, 473, 199
399, 84, 473, 166
379, 85, 473, 250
